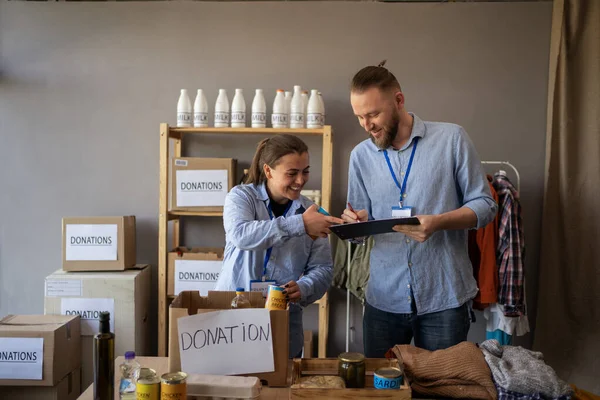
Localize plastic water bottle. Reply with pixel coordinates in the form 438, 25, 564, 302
118, 351, 140, 400
271, 89, 287, 128
193, 89, 208, 128
231, 288, 252, 309
290, 85, 305, 128
231, 88, 246, 128
177, 89, 192, 127
214, 89, 230, 128
251, 89, 267, 128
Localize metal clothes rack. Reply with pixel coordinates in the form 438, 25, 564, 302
481, 160, 521, 193
344, 161, 521, 352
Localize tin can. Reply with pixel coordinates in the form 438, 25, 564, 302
160, 372, 187, 400
136, 368, 160, 400
265, 285, 287, 310
338, 352, 366, 388
374, 367, 403, 389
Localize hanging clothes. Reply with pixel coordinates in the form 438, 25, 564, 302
469, 176, 500, 310
492, 172, 526, 316
483, 172, 529, 343
332, 235, 374, 303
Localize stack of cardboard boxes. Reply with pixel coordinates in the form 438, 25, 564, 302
0, 215, 152, 398
44, 216, 152, 391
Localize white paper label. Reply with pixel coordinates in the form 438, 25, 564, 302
194, 112, 208, 126
231, 112, 246, 124
214, 112, 230, 126
178, 309, 274, 376
251, 112, 266, 124
290, 113, 305, 128
174, 259, 222, 296
176, 169, 228, 207
177, 112, 192, 127
61, 298, 115, 336
0, 338, 44, 380
271, 113, 288, 127
65, 224, 118, 261
174, 159, 188, 167
45, 279, 82, 297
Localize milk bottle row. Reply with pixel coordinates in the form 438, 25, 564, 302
176, 86, 326, 129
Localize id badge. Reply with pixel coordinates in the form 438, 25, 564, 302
392, 206, 414, 218
249, 279, 277, 298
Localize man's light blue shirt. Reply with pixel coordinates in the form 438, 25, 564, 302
347, 114, 497, 315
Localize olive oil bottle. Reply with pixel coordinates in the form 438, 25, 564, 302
93, 311, 115, 400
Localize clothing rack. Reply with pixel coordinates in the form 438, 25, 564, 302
344, 161, 521, 352
481, 161, 521, 193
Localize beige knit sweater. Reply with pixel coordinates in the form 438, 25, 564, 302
388, 342, 498, 400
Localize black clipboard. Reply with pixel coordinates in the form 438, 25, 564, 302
330, 217, 420, 240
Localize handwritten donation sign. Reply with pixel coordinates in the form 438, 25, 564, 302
178, 309, 274, 375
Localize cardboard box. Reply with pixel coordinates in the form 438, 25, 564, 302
0, 315, 81, 386
171, 157, 236, 212
62, 216, 136, 272
168, 291, 289, 387
167, 247, 224, 296
44, 265, 152, 389
0, 368, 81, 400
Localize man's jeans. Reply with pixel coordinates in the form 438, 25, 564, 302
363, 300, 471, 357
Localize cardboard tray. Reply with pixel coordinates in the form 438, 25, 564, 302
290, 358, 411, 400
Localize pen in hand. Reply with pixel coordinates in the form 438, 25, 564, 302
347, 202, 361, 223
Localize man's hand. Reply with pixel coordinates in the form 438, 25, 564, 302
393, 215, 440, 243
341, 208, 368, 224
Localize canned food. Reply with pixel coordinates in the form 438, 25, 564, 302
374, 367, 403, 389
265, 285, 287, 310
160, 372, 187, 400
338, 352, 365, 388
136, 368, 160, 400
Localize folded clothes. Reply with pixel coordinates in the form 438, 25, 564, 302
387, 341, 497, 400
480, 339, 573, 398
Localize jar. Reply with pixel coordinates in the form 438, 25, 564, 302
338, 352, 366, 388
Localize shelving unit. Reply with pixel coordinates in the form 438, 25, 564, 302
158, 124, 333, 357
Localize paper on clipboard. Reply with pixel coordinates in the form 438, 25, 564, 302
330, 217, 420, 240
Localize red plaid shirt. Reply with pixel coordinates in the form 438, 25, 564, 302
493, 174, 525, 316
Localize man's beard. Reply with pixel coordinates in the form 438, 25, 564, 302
370, 112, 400, 149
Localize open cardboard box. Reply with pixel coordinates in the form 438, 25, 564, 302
168, 291, 289, 387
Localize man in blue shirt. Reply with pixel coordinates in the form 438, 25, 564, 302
341, 61, 497, 356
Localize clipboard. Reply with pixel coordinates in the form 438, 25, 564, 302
330, 217, 420, 240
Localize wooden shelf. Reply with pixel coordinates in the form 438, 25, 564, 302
169, 127, 327, 139
158, 123, 333, 358
168, 210, 223, 220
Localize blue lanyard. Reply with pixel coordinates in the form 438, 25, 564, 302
263, 200, 292, 279
383, 137, 419, 207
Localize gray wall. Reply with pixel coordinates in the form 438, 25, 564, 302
0, 1, 551, 356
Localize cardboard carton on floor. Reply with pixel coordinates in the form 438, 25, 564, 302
168, 291, 289, 387
0, 368, 81, 400
167, 247, 224, 296
0, 315, 80, 386
171, 157, 236, 212
62, 216, 136, 271
44, 264, 152, 389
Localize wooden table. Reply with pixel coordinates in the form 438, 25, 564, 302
77, 356, 290, 400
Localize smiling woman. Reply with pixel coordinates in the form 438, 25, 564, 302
214, 134, 344, 358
